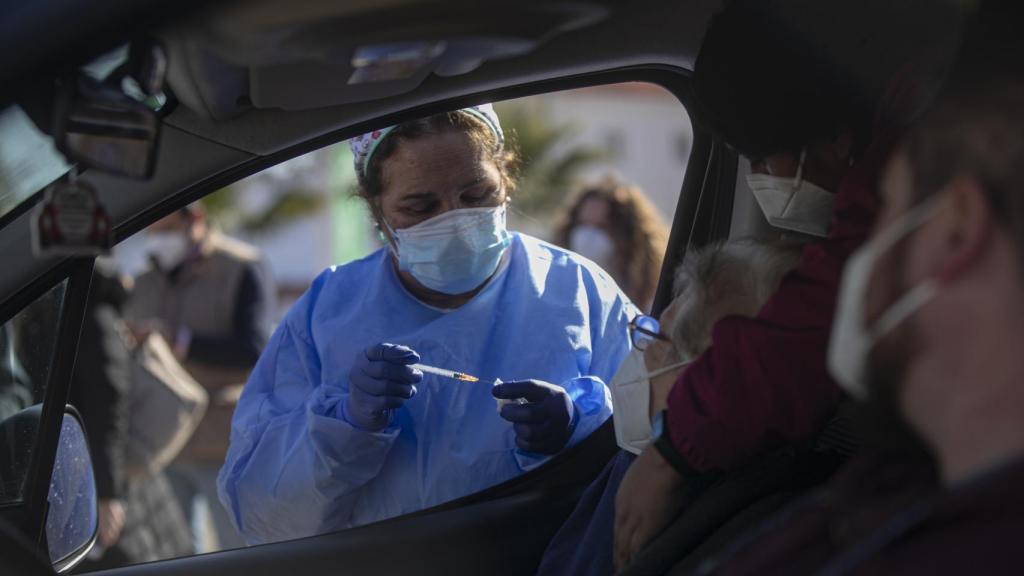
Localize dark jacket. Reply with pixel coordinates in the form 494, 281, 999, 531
72, 262, 194, 568
69, 262, 132, 499
703, 453, 1024, 576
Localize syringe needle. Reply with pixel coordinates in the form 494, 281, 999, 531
410, 363, 480, 383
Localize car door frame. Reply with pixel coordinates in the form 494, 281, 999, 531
0, 255, 95, 553
2, 64, 738, 574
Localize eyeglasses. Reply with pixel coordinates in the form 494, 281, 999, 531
629, 314, 671, 352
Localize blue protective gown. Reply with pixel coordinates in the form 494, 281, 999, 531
217, 233, 634, 544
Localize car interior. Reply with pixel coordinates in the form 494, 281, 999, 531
0, 0, 967, 574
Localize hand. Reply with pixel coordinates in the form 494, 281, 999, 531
614, 445, 686, 571
492, 380, 574, 454
128, 318, 170, 344
345, 344, 422, 431
97, 499, 126, 549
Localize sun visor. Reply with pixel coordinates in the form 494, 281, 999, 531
160, 0, 608, 119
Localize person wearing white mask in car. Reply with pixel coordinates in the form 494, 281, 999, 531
218, 104, 634, 544
610, 0, 927, 565
553, 177, 669, 311
126, 204, 273, 553
692, 13, 1024, 572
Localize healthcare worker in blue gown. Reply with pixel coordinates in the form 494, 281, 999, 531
218, 104, 635, 544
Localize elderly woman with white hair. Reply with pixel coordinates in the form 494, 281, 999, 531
537, 237, 802, 576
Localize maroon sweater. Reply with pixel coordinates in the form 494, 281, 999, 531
665, 139, 886, 473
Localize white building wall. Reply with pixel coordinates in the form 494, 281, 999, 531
539, 84, 692, 224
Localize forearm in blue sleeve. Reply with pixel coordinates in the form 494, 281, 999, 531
217, 323, 399, 544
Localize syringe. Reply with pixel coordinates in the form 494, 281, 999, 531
410, 363, 480, 383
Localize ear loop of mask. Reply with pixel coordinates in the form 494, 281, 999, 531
779, 147, 808, 216
623, 359, 692, 387
374, 208, 400, 257
864, 195, 944, 341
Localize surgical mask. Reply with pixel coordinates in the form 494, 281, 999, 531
569, 225, 615, 271
388, 205, 511, 295
145, 232, 191, 271
746, 148, 835, 237
609, 349, 690, 455
827, 196, 941, 399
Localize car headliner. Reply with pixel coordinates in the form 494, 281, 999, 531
0, 0, 961, 313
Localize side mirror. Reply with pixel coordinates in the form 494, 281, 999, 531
45, 410, 98, 573
0, 406, 98, 573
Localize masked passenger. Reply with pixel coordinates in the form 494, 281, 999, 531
217, 105, 633, 544
612, 0, 920, 566
701, 12, 1024, 572
537, 238, 800, 576
612, 239, 802, 455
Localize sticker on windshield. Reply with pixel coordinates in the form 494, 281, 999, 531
32, 179, 113, 258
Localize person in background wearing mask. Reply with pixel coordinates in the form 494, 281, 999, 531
126, 204, 272, 553
699, 13, 1024, 573
553, 176, 669, 311
611, 0, 918, 566
218, 105, 633, 544
537, 238, 802, 576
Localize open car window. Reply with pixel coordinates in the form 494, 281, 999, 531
88, 81, 692, 567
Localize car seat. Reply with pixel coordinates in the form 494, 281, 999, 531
619, 399, 861, 576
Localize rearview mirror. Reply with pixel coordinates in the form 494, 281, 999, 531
45, 411, 98, 573
54, 75, 160, 180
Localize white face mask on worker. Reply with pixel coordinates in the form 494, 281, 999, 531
386, 206, 511, 295
746, 148, 835, 237
827, 196, 941, 399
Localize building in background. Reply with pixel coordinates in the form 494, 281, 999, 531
519, 83, 691, 232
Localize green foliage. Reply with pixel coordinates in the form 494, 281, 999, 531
201, 102, 609, 234
496, 102, 612, 219
201, 184, 326, 234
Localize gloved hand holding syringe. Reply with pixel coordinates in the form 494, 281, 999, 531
410, 357, 577, 454
410, 362, 527, 412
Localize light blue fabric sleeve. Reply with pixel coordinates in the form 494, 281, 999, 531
217, 288, 402, 544
512, 255, 634, 471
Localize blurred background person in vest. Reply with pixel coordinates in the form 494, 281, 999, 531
125, 204, 272, 552
553, 176, 669, 311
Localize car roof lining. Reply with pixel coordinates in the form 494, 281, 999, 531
0, 0, 717, 310
0, 0, 968, 318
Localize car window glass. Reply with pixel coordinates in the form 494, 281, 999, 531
0, 281, 68, 505
100, 82, 691, 565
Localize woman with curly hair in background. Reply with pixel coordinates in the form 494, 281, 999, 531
554, 177, 669, 310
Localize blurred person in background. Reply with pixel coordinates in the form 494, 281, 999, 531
553, 176, 669, 311
74, 261, 193, 570
125, 204, 272, 553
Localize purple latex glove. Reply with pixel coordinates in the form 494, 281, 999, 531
344, 343, 422, 431
493, 379, 575, 454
